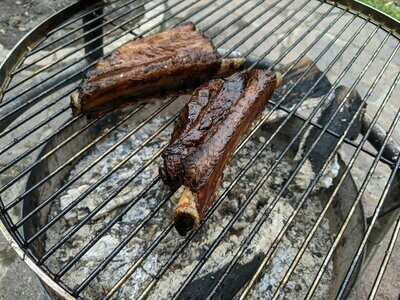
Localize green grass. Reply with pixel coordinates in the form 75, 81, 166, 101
360, 0, 400, 20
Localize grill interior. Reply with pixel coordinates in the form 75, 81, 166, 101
0, 0, 399, 299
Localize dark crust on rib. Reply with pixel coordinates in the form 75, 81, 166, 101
73, 22, 222, 116
160, 74, 245, 189
160, 69, 279, 218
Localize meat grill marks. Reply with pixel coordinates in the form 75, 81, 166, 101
160, 69, 281, 235
71, 22, 244, 116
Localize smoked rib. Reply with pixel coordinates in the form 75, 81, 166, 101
160, 69, 281, 235
71, 22, 243, 116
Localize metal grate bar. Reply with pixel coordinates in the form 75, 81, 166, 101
101, 195, 171, 300
0, 0, 200, 193
0, 104, 70, 157
49, 0, 294, 284
0, 81, 75, 126
119, 0, 235, 40
92, 12, 140, 39
0, 116, 101, 206
209, 0, 286, 37
171, 19, 373, 299
151, 0, 230, 28
209, 1, 303, 59
269, 99, 396, 166
25, 0, 130, 58
270, 7, 340, 74
0, 2, 398, 299
336, 110, 400, 298
56, 176, 169, 277
6, 0, 153, 90
40, 114, 177, 264
0, 113, 85, 186
1, 1, 238, 256
248, 3, 319, 60
224, 2, 322, 61
222, 1, 306, 56
1, 0, 171, 102
45, 0, 287, 282
10, 0, 114, 73
216, 8, 396, 169
246, 4, 322, 69
0, 0, 218, 198
0, 0, 190, 116
206, 0, 262, 33
240, 35, 399, 300
115, 11, 366, 300
74, 206, 176, 296
0, 95, 74, 141
305, 73, 400, 299
6, 0, 242, 220
250, 31, 395, 300
184, 0, 247, 27
3, 103, 145, 212
89, 192, 174, 299
22, 99, 174, 242
368, 215, 400, 299
8, 0, 114, 71
73, 4, 337, 296
94, 195, 175, 299
46, 1, 117, 36
109, 10, 363, 299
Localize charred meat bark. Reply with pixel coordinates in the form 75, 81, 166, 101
71, 22, 244, 116
160, 69, 281, 235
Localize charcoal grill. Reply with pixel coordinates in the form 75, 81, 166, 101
0, 0, 399, 299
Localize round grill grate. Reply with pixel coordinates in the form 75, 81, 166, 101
0, 0, 399, 299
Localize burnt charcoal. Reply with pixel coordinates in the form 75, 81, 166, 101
303, 86, 365, 173
271, 56, 332, 109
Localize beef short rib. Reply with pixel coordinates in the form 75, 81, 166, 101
160, 69, 281, 235
71, 22, 243, 116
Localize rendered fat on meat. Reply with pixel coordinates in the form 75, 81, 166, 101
71, 22, 244, 116
160, 69, 282, 235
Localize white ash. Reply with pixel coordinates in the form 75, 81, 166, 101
293, 155, 340, 191
45, 105, 335, 299
270, 97, 327, 122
